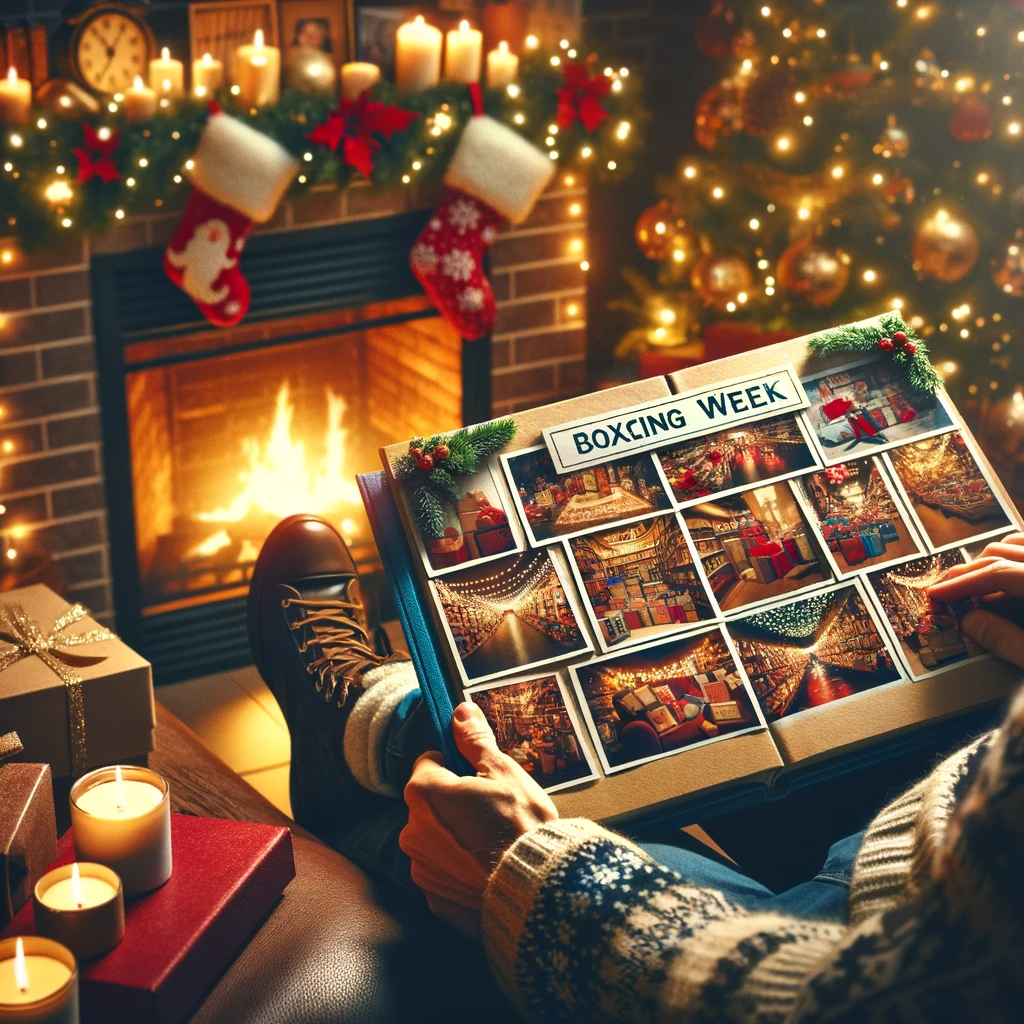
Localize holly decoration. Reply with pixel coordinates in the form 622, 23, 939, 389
308, 91, 418, 178
826, 464, 851, 485
73, 123, 121, 183
556, 62, 612, 133
394, 419, 517, 540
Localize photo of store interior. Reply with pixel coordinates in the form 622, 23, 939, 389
683, 484, 831, 612
657, 414, 818, 504
868, 552, 983, 678
797, 458, 921, 573
505, 448, 671, 542
729, 585, 901, 721
470, 676, 593, 791
433, 550, 589, 681
888, 432, 1012, 547
574, 631, 757, 769
569, 515, 715, 647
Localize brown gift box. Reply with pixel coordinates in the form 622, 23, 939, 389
0, 584, 155, 778
0, 763, 57, 928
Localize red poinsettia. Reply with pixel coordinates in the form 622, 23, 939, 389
308, 92, 418, 178
556, 62, 611, 133
73, 123, 122, 183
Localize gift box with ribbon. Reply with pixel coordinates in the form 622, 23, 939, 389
0, 584, 154, 779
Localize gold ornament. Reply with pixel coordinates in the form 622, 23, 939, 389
777, 237, 850, 308
912, 208, 980, 283
913, 50, 944, 92
694, 81, 745, 150
993, 237, 1024, 298
949, 95, 993, 143
634, 200, 696, 266
285, 45, 339, 96
35, 79, 101, 119
691, 254, 754, 310
876, 115, 910, 159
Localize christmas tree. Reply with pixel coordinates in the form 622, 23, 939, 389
616, 0, 1024, 416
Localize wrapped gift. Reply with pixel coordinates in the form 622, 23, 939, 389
0, 584, 154, 778
476, 522, 514, 556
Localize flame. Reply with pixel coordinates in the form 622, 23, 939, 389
14, 937, 28, 992
71, 862, 83, 909
187, 529, 232, 559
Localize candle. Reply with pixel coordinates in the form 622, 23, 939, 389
192, 52, 224, 98
34, 863, 124, 962
395, 16, 442, 93
123, 76, 156, 122
486, 41, 518, 89
444, 20, 483, 84
0, 936, 78, 1023
233, 29, 281, 107
69, 766, 171, 899
0, 67, 31, 125
340, 61, 380, 101
148, 47, 184, 100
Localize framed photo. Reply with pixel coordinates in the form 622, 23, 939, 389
355, 5, 415, 78
278, 0, 353, 65
189, 1, 279, 75
646, 704, 678, 734
633, 685, 658, 707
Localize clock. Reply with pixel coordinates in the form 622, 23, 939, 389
62, 1, 157, 96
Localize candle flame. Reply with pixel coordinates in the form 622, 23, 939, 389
71, 862, 83, 909
459, 19, 470, 31
133, 75, 144, 90
202, 52, 213, 64
13, 937, 28, 993
6, 67, 16, 85
114, 764, 125, 812
161, 47, 170, 61
414, 15, 425, 24
498, 40, 509, 52
254, 28, 265, 49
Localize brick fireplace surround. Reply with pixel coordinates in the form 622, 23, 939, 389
0, 177, 589, 628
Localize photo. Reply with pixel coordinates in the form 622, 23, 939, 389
502, 445, 672, 545
801, 357, 954, 461
570, 628, 761, 773
656, 413, 820, 507
279, 0, 351, 63
356, 6, 414, 77
430, 548, 592, 685
793, 456, 923, 575
566, 514, 717, 651
886, 431, 1015, 550
467, 674, 597, 793
867, 551, 986, 679
727, 581, 902, 722
682, 482, 832, 614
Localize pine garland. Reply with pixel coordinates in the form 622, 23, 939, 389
806, 312, 943, 394
393, 418, 517, 541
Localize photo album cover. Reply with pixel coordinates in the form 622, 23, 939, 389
377, 318, 1024, 820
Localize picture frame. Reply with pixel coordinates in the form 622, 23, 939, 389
355, 5, 416, 79
189, 0, 279, 76
646, 704, 678, 734
278, 0, 353, 65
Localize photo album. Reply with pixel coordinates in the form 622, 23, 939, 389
360, 314, 1023, 823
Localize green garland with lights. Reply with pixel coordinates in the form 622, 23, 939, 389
0, 47, 644, 254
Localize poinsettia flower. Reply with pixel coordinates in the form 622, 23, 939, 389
556, 62, 612, 133
308, 91, 418, 178
73, 122, 122, 183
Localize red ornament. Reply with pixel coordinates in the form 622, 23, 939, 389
73, 123, 122, 183
949, 95, 994, 143
556, 62, 611, 133
904, 341, 917, 355
433, 443, 450, 461
308, 92, 418, 177
409, 446, 423, 458
878, 337, 895, 352
416, 454, 435, 471
892, 331, 908, 346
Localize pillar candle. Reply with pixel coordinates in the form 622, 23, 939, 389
395, 15, 442, 93
0, 67, 31, 124
192, 52, 224, 98
0, 936, 78, 1024
233, 28, 281, 107
123, 75, 156, 122
340, 61, 380, 101
444, 20, 483, 84
148, 47, 184, 100
486, 41, 518, 89
34, 863, 125, 963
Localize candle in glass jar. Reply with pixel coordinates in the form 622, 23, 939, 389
0, 67, 32, 124
148, 47, 184, 99
69, 766, 171, 899
395, 16, 442, 93
124, 76, 156, 122
192, 52, 224, 98
486, 41, 518, 89
234, 29, 280, 106
444, 20, 482, 84
34, 863, 124, 962
340, 61, 380, 101
0, 936, 78, 1023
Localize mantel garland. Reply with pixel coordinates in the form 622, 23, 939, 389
0, 49, 644, 254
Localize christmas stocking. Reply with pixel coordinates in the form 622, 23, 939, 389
164, 108, 298, 328
410, 108, 555, 340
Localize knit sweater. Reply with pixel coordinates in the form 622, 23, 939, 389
483, 687, 1024, 1023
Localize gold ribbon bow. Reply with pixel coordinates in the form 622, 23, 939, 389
0, 730, 23, 763
0, 603, 117, 775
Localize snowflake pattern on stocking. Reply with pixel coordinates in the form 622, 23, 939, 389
458, 287, 485, 311
441, 249, 475, 281
410, 242, 439, 274
448, 196, 481, 233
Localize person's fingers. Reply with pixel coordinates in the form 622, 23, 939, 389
977, 542, 1024, 564
451, 702, 515, 779
962, 609, 1024, 669
937, 557, 999, 583
927, 560, 1024, 601
403, 751, 455, 808
410, 861, 485, 908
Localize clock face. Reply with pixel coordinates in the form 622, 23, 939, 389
74, 10, 153, 95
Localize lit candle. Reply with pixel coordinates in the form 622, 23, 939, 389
34, 863, 124, 962
486, 40, 518, 89
340, 61, 381, 101
444, 20, 483, 84
0, 936, 78, 1023
192, 52, 224, 98
148, 47, 184, 100
69, 766, 171, 899
0, 67, 31, 125
234, 29, 281, 107
123, 75, 156, 122
395, 16, 442, 93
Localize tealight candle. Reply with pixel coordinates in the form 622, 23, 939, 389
148, 47, 184, 100
69, 766, 171, 899
486, 40, 518, 89
444, 20, 483, 84
34, 863, 124, 962
395, 16, 442, 93
123, 76, 156, 122
340, 61, 380, 101
234, 29, 281, 107
0, 936, 78, 1024
0, 67, 31, 124
192, 52, 224, 98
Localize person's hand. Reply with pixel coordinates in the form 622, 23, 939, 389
399, 702, 558, 936
927, 533, 1024, 669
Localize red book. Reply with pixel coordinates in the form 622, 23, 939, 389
5, 815, 295, 1024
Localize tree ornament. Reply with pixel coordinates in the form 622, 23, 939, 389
308, 92, 418, 177
743, 68, 793, 137
949, 95, 994, 143
885, 174, 916, 206
912, 207, 980, 283
777, 238, 850, 309
913, 50, 944, 92
878, 337, 895, 352
556, 62, 612, 133
417, 454, 435, 471
876, 115, 910, 159
284, 46, 339, 96
824, 53, 875, 99
693, 81, 745, 150
634, 200, 691, 262
695, 3, 738, 58
433, 443, 450, 461
993, 238, 1024, 298
691, 253, 754, 310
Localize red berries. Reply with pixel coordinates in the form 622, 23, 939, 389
417, 454, 435, 471
879, 330, 916, 358
409, 446, 423, 459
892, 331, 908, 346
878, 337, 895, 352
433, 443, 450, 461
904, 341, 917, 355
